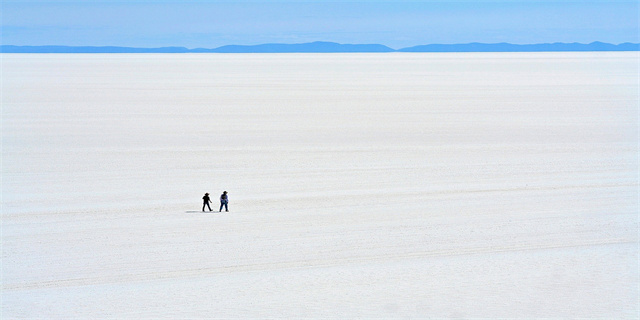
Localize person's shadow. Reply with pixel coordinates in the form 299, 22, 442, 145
185, 210, 212, 213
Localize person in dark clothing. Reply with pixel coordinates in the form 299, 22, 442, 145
202, 193, 212, 211
219, 191, 229, 212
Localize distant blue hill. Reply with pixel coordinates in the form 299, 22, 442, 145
0, 42, 393, 53
399, 41, 640, 52
199, 41, 395, 53
0, 45, 191, 53
2, 41, 638, 53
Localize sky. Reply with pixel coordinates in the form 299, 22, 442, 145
2, 0, 638, 49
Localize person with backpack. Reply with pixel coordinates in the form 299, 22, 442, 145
202, 193, 212, 212
219, 191, 229, 212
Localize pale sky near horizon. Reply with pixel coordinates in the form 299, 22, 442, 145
2, 0, 638, 49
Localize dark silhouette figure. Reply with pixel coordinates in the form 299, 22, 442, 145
219, 191, 229, 212
202, 193, 212, 211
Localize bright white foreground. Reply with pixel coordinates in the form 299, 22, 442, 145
2, 53, 638, 318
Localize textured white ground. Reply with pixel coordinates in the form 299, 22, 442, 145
2, 53, 638, 318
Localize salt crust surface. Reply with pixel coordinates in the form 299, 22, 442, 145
2, 53, 638, 318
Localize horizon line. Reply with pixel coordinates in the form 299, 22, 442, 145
2, 41, 639, 53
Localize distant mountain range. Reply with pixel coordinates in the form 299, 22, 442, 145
2, 41, 638, 53
398, 42, 639, 52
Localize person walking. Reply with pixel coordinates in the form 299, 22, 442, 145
202, 193, 212, 212
219, 191, 229, 212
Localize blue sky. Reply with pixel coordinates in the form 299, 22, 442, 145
2, 0, 638, 49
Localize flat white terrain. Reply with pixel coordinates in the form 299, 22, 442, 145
2, 53, 638, 318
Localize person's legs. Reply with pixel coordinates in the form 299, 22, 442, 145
224, 203, 228, 212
